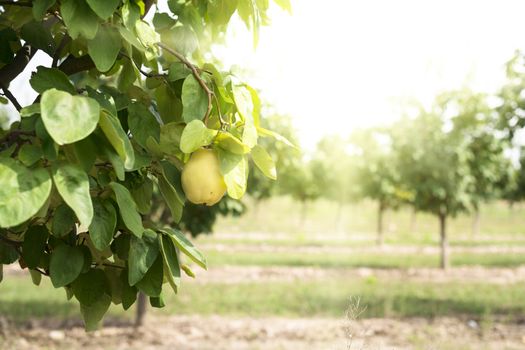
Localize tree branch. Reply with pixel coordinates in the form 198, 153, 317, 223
0, 45, 36, 87
0, 83, 21, 111
156, 42, 214, 123
58, 55, 95, 75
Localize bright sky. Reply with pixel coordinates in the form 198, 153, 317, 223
213, 0, 525, 149
6, 1, 525, 150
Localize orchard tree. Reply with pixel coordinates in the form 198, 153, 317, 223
441, 89, 512, 236
0, 0, 289, 330
392, 113, 473, 269
351, 128, 411, 245
309, 135, 358, 232
247, 114, 297, 217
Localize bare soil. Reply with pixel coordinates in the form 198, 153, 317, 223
192, 265, 525, 285
201, 242, 525, 255
1, 315, 524, 350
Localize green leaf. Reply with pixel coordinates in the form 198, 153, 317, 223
159, 234, 180, 292
135, 20, 160, 50
160, 25, 198, 56
72, 268, 110, 306
109, 182, 144, 238
50, 245, 84, 288
86, 87, 117, 117
19, 103, 40, 118
51, 204, 76, 237
181, 264, 195, 278
61, 0, 100, 40
208, 0, 238, 26
99, 111, 135, 170
33, 0, 56, 20
120, 269, 137, 310
29, 269, 42, 285
22, 226, 49, 269
21, 21, 55, 55
251, 145, 276, 180
215, 132, 250, 154
273, 0, 292, 13
150, 294, 165, 308
163, 228, 207, 269
86, 0, 120, 20
180, 120, 218, 154
52, 162, 93, 227
168, 62, 190, 81
73, 137, 98, 172
0, 240, 19, 264
127, 102, 160, 149
0, 158, 52, 228
41, 89, 100, 145
232, 84, 254, 122
135, 255, 163, 297
159, 122, 184, 156
128, 230, 159, 285
30, 67, 76, 94
157, 166, 184, 223
181, 75, 208, 123
102, 144, 125, 181
257, 127, 297, 148
218, 149, 248, 199
89, 199, 116, 251
130, 178, 153, 214
18, 144, 42, 166
242, 123, 258, 148
155, 84, 182, 123
87, 26, 121, 72
80, 293, 111, 331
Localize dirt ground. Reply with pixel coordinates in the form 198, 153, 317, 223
192, 265, 525, 285
1, 315, 524, 350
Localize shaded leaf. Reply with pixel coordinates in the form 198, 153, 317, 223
52, 162, 93, 227
109, 182, 144, 238
50, 245, 84, 287
0, 158, 52, 228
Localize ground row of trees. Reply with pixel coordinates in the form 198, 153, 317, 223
245, 51, 525, 270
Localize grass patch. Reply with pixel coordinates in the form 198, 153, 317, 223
203, 250, 525, 268
1, 274, 524, 321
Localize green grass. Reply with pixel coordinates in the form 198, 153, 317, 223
215, 196, 525, 239
196, 235, 525, 248
202, 250, 525, 268
1, 274, 524, 322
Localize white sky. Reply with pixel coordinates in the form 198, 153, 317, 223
213, 0, 525, 149
5, 0, 525, 151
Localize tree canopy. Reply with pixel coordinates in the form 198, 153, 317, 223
0, 0, 291, 330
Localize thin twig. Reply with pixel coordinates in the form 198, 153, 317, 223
0, 83, 22, 111
156, 42, 214, 123
120, 52, 165, 79
212, 88, 228, 129
35, 267, 49, 276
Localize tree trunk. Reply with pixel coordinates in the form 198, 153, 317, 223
299, 199, 308, 228
376, 202, 385, 246
135, 292, 147, 327
439, 213, 449, 270
410, 207, 417, 233
335, 200, 344, 233
472, 207, 480, 237
252, 199, 260, 220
